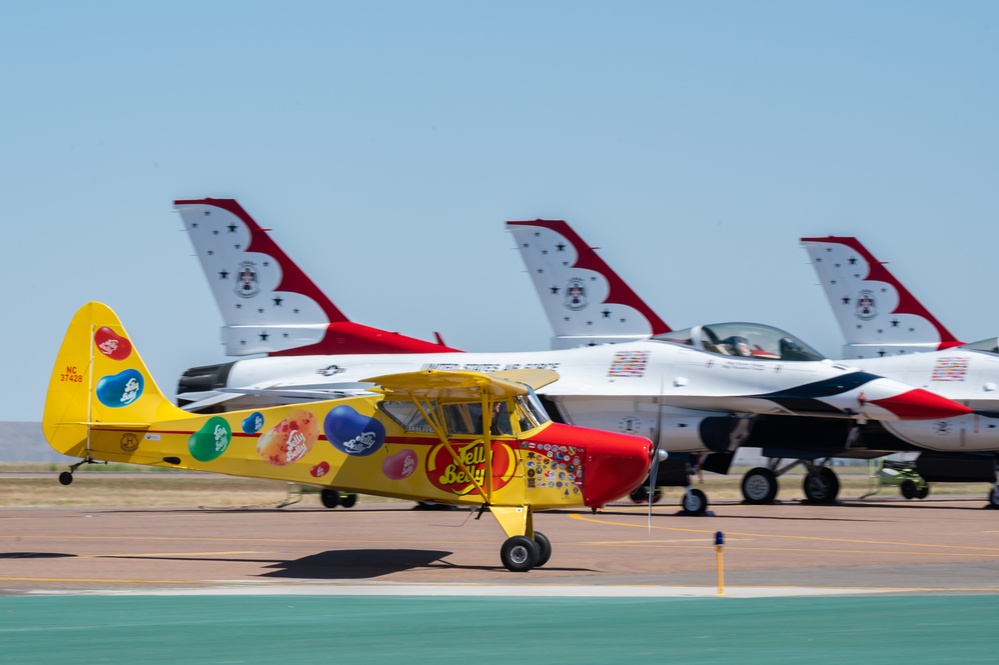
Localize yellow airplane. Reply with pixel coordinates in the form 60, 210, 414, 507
43, 302, 654, 571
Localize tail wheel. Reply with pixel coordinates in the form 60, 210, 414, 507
741, 467, 778, 504
320, 489, 341, 509
58, 472, 73, 486
533, 531, 552, 567
500, 536, 539, 572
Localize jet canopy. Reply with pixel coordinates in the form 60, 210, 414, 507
651, 322, 825, 361
960, 338, 999, 355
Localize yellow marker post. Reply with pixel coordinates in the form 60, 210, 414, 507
714, 531, 725, 596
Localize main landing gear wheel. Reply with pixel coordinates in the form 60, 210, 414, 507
320, 489, 341, 509
681, 488, 708, 515
989, 486, 999, 508
900, 479, 918, 500
58, 472, 73, 486
339, 493, 358, 508
803, 467, 840, 504
533, 531, 552, 567
916, 486, 930, 500
742, 467, 778, 504
500, 536, 539, 572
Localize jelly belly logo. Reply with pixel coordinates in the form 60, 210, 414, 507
426, 439, 516, 496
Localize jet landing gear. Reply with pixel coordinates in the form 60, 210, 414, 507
57, 458, 107, 485
741, 459, 841, 505
499, 531, 551, 572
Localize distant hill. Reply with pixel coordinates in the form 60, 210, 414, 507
0, 422, 74, 463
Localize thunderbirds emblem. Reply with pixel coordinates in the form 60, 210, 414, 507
854, 289, 877, 320
234, 262, 260, 298
564, 278, 588, 311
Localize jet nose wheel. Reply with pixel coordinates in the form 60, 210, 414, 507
681, 488, 708, 515
501, 536, 539, 572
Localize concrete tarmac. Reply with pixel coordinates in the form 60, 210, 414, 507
3, 495, 998, 597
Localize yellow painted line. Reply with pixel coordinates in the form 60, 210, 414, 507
572, 513, 999, 553
79, 551, 266, 558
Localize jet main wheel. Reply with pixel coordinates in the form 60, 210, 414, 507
320, 489, 341, 509
742, 467, 778, 504
916, 486, 930, 499
339, 493, 358, 508
500, 536, 539, 572
533, 531, 552, 567
681, 488, 708, 515
990, 486, 999, 508
900, 479, 918, 500
803, 467, 840, 504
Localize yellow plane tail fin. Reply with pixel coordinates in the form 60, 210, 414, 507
43, 302, 186, 457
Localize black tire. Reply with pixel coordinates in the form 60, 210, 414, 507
58, 472, 73, 486
741, 467, 778, 504
915, 486, 930, 500
989, 486, 999, 508
500, 536, 539, 572
533, 531, 552, 567
339, 493, 358, 508
320, 489, 341, 509
803, 467, 840, 503
681, 488, 708, 515
900, 479, 918, 500
630, 485, 662, 504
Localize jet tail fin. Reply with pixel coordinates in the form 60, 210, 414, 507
506, 220, 671, 349
175, 199, 459, 356
801, 236, 963, 358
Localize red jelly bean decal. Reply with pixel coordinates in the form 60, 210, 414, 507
94, 327, 132, 361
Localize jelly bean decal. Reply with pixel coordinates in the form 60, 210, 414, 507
242, 412, 264, 434
187, 416, 232, 462
258, 409, 320, 466
95, 369, 144, 408
382, 448, 417, 480
323, 405, 386, 457
310, 461, 331, 478
93, 327, 132, 361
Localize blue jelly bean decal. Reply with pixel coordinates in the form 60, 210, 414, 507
323, 405, 386, 456
95, 369, 144, 408
242, 411, 264, 434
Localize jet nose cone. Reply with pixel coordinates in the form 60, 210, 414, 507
869, 388, 972, 420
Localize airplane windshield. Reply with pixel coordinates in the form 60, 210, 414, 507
960, 338, 999, 355
652, 322, 825, 361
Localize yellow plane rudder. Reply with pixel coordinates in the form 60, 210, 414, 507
43, 301, 186, 457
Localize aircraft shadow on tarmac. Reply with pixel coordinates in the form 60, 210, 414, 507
260, 549, 594, 579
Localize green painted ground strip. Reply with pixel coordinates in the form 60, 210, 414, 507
2, 595, 998, 664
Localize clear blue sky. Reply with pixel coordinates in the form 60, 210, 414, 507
3, 1, 997, 422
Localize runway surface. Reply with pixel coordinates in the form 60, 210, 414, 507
4, 497, 999, 663
3, 496, 999, 596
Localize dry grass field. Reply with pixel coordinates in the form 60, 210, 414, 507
1, 462, 991, 509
